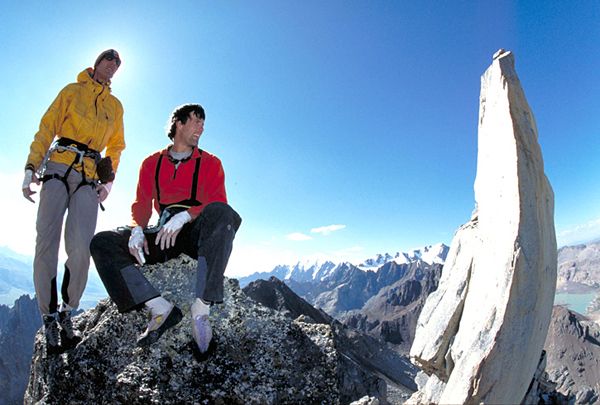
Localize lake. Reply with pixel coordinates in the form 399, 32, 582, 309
554, 292, 599, 315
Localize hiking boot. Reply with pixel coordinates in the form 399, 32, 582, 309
137, 305, 183, 347
43, 314, 61, 355
192, 314, 213, 353
58, 310, 81, 350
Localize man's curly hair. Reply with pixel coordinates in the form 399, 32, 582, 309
166, 104, 205, 140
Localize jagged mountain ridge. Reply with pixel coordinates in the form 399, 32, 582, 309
238, 244, 447, 312
343, 261, 443, 353
0, 295, 41, 405
305, 260, 442, 317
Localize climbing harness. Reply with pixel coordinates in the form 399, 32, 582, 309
37, 137, 105, 208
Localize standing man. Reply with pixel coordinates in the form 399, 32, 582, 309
90, 104, 241, 354
22, 49, 126, 354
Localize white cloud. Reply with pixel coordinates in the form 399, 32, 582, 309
310, 224, 346, 236
286, 232, 313, 241
556, 218, 600, 247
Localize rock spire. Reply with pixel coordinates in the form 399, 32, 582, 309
408, 49, 557, 404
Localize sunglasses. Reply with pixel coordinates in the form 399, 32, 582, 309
104, 54, 121, 67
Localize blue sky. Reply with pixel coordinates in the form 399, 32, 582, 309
0, 1, 599, 277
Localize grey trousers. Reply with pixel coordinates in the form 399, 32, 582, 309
34, 161, 98, 315
90, 202, 241, 313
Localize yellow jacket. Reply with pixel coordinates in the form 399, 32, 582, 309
25, 68, 125, 180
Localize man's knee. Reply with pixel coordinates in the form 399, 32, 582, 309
203, 202, 242, 232
90, 230, 122, 257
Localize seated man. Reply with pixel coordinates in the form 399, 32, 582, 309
90, 103, 241, 353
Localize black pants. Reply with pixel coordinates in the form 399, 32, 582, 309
90, 202, 241, 312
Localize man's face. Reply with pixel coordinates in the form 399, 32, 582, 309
175, 112, 205, 148
93, 57, 119, 83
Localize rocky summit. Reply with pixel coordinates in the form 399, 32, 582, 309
409, 49, 557, 404
24, 255, 392, 404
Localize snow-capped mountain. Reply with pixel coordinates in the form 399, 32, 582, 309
356, 243, 449, 270
356, 253, 395, 270
286, 260, 338, 283
238, 243, 449, 288
238, 261, 338, 286
391, 243, 449, 266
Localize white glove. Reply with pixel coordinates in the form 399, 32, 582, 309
97, 181, 113, 203
156, 211, 191, 250
163, 211, 191, 233
128, 226, 147, 265
22, 169, 40, 203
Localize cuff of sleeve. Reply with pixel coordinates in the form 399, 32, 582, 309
25, 163, 35, 172
103, 181, 113, 194
187, 206, 202, 220
131, 220, 148, 228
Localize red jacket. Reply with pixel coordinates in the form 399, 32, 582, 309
131, 147, 227, 227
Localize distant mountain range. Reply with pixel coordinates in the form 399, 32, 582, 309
356, 243, 448, 270
557, 241, 600, 293
238, 243, 449, 287
239, 243, 449, 351
0, 246, 107, 308
341, 260, 442, 352
0, 246, 34, 305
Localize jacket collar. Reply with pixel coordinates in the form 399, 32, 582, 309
161, 146, 201, 161
78, 68, 112, 91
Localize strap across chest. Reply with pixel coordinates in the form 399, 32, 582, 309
154, 149, 203, 212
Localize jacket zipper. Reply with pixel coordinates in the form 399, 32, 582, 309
95, 85, 105, 116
